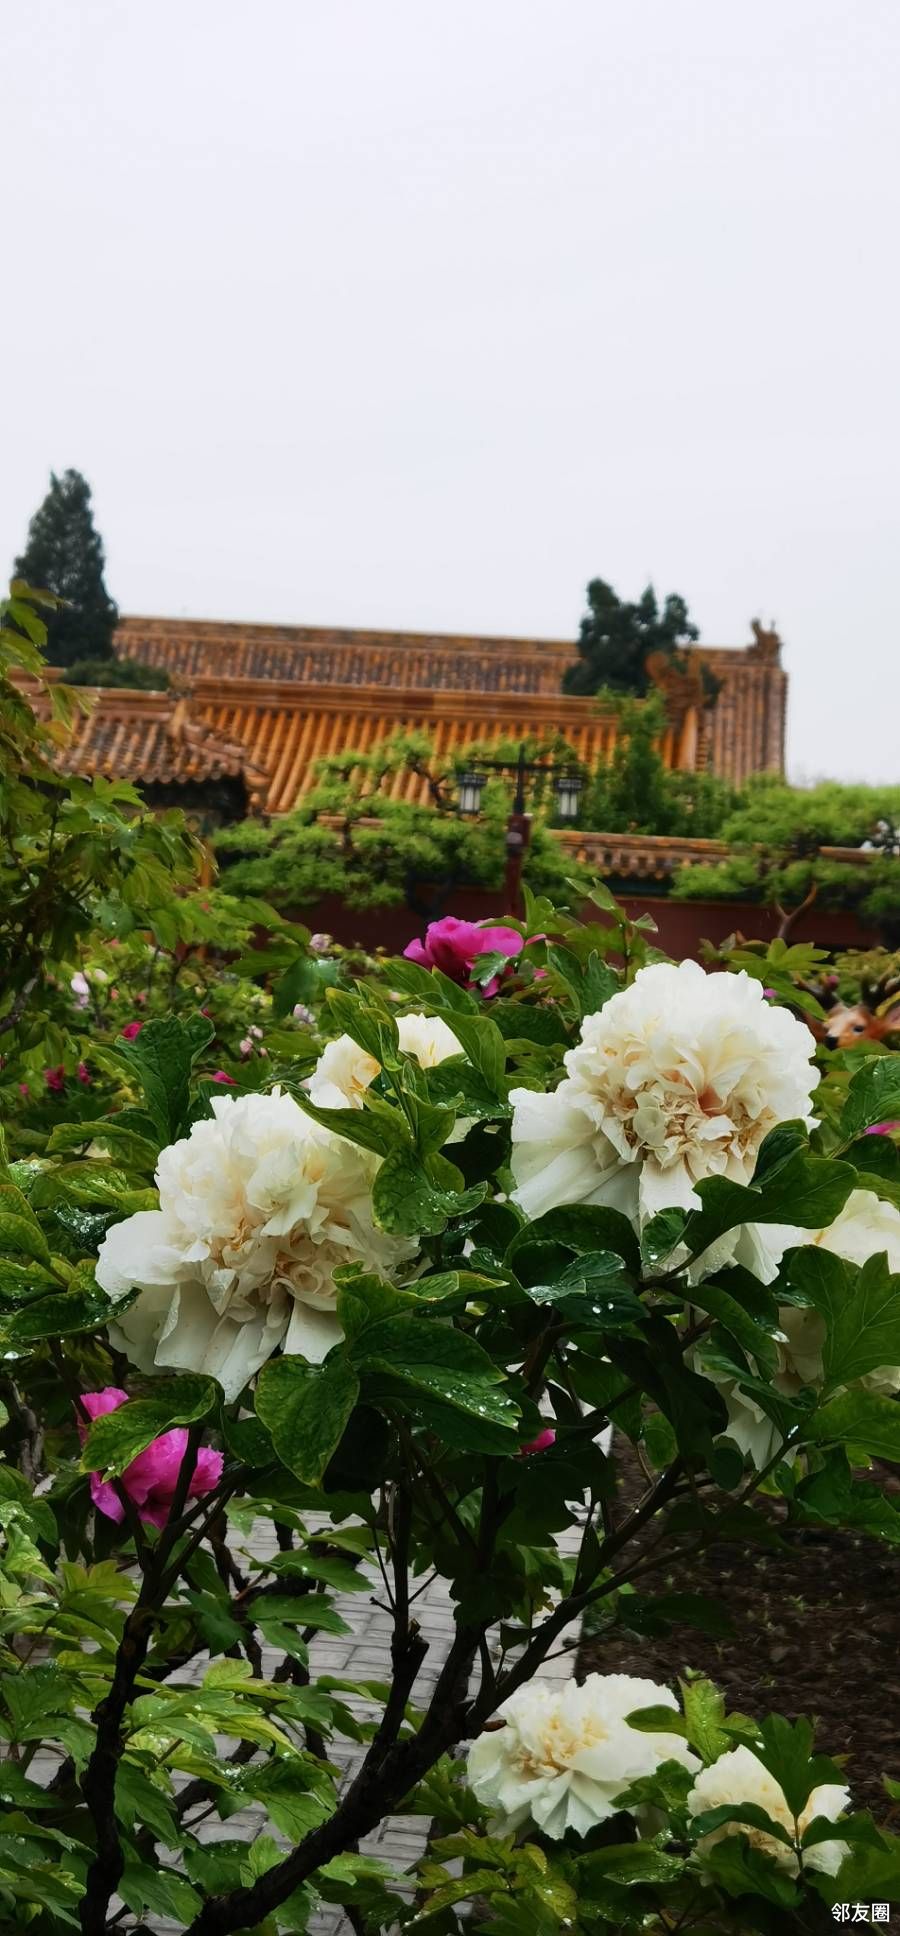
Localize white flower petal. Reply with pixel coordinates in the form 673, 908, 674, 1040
687, 1746, 850, 1877
97, 1089, 416, 1397
466, 1673, 697, 1841
511, 964, 818, 1242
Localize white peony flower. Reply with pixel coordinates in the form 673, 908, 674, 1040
466, 1673, 698, 1841
308, 1014, 469, 1134
510, 962, 818, 1235
707, 1186, 900, 1467
687, 1744, 850, 1877
95, 1089, 416, 1400
396, 1011, 465, 1068
308, 1013, 464, 1110
307, 1035, 381, 1110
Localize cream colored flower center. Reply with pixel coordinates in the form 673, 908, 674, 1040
587, 1056, 773, 1173
517, 1712, 608, 1778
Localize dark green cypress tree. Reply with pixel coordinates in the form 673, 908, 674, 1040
563, 577, 699, 696
14, 470, 118, 667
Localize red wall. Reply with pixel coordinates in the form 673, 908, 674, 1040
291, 892, 881, 961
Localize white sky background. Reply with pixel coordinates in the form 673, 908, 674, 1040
3, 0, 899, 783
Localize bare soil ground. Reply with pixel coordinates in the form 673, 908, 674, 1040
577, 1453, 900, 1816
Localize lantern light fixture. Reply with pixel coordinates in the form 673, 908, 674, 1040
458, 770, 486, 816
555, 770, 582, 822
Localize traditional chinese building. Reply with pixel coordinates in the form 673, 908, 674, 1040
101, 612, 787, 814
27, 682, 269, 830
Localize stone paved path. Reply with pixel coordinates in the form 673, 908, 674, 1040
177, 1512, 586, 1936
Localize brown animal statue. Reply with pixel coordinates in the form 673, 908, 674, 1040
820, 994, 900, 1050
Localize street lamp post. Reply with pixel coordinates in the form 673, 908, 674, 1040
457, 742, 583, 915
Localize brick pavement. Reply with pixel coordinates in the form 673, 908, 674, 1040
154, 1508, 588, 1936
77, 1471, 601, 1935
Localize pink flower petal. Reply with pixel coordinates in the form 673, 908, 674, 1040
520, 1427, 557, 1455
80, 1390, 223, 1528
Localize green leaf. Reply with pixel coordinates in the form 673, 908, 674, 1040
334, 1269, 420, 1343
325, 989, 400, 1067
359, 1320, 519, 1446
490, 999, 569, 1046
809, 1388, 900, 1461
689, 1801, 794, 1848
789, 1246, 900, 1393
794, 1453, 900, 1543
840, 1056, 900, 1139
255, 1356, 360, 1484
264, 1552, 368, 1595
46, 1118, 160, 1172
428, 1011, 506, 1095
372, 1149, 486, 1235
115, 1014, 214, 1143
119, 1861, 201, 1924
0, 1257, 60, 1304
524, 1252, 643, 1330
384, 957, 478, 1013
680, 1676, 732, 1763
688, 1279, 779, 1376
700, 1833, 801, 1908
507, 1203, 641, 1275
115, 1762, 181, 1846
0, 1280, 112, 1346
812, 1832, 900, 1908
753, 1713, 843, 1818
0, 1211, 53, 1268
618, 1591, 733, 1639
80, 1376, 218, 1477
293, 1088, 412, 1159
422, 1060, 509, 1122
683, 1151, 856, 1258
578, 1844, 685, 1887
640, 1206, 687, 1268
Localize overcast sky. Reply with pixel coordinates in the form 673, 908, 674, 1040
4, 0, 899, 782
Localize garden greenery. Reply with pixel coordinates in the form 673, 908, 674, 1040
673, 773, 900, 934
3, 585, 900, 1934
1, 874, 900, 1933
214, 730, 590, 915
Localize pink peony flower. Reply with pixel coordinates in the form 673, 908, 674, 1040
210, 1070, 236, 1085
866, 1121, 900, 1136
79, 1388, 223, 1529
44, 1066, 66, 1093
404, 917, 523, 996
120, 1020, 143, 1041
76, 1062, 91, 1086
309, 933, 332, 953
520, 1427, 557, 1455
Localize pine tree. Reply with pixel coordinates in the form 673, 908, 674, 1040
14, 470, 118, 667
563, 577, 699, 696
586, 697, 675, 833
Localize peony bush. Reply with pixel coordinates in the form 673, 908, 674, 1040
1, 884, 900, 1932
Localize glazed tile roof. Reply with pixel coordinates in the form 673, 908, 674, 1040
113, 615, 788, 788
26, 684, 270, 800
115, 617, 573, 694
187, 678, 692, 815
21, 676, 691, 816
